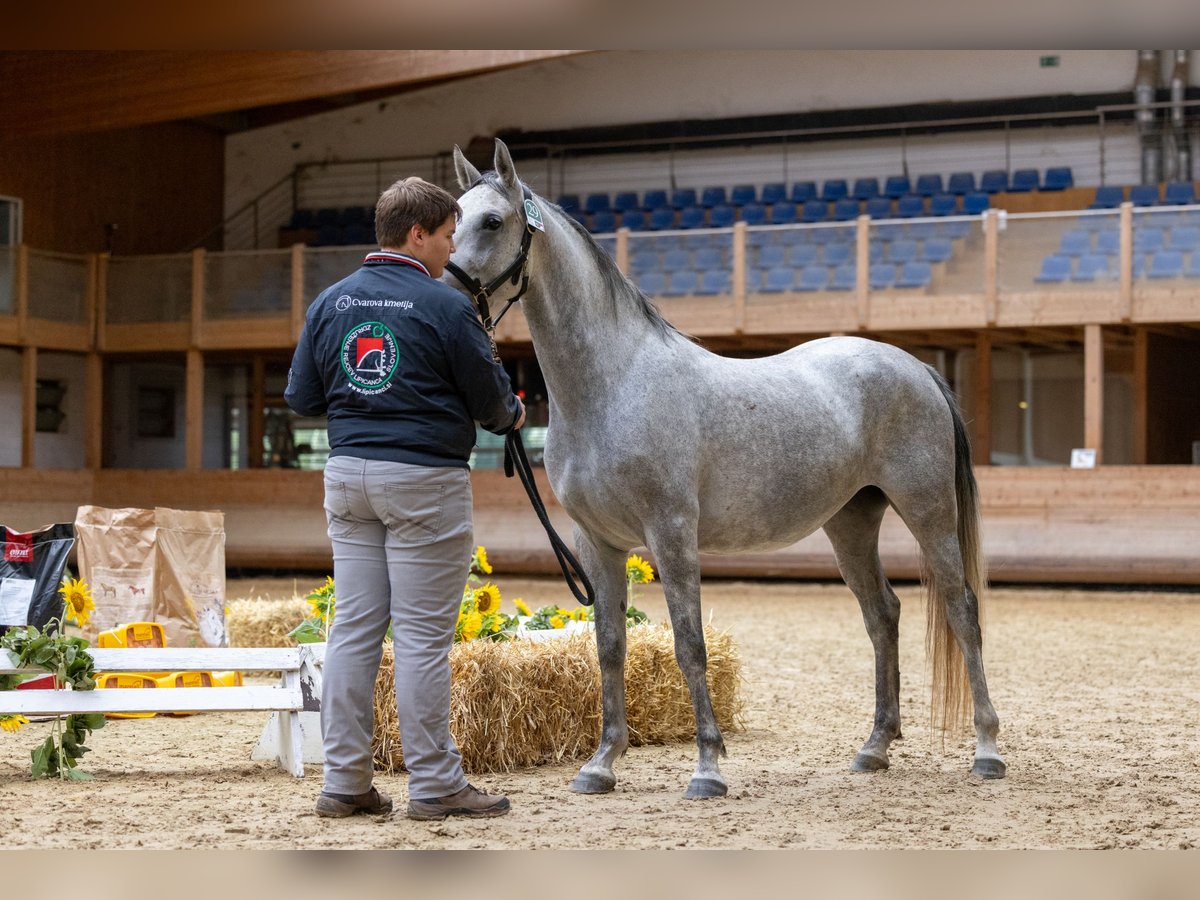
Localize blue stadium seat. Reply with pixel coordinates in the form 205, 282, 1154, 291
1089, 185, 1125, 209
914, 174, 944, 197
637, 271, 666, 295
1134, 226, 1164, 253
883, 175, 911, 199
789, 182, 817, 203
613, 191, 640, 212
908, 221, 937, 240
663, 248, 691, 271
1095, 230, 1121, 255
567, 209, 590, 228
314, 223, 343, 246
772, 201, 800, 225
1058, 230, 1092, 256
643, 190, 670, 210
1010, 169, 1040, 192
829, 264, 857, 291
980, 170, 1009, 194
695, 247, 724, 269
585, 193, 611, 214
823, 242, 851, 266
820, 179, 848, 202
665, 270, 698, 295
620, 209, 647, 231
666, 189, 693, 209
797, 200, 825, 223
962, 192, 991, 215
941, 219, 972, 239
630, 250, 659, 273
869, 263, 896, 290
832, 198, 861, 221
888, 239, 918, 263
797, 265, 829, 291
739, 203, 767, 225
1168, 226, 1200, 252
590, 210, 617, 232
789, 244, 819, 267
852, 178, 880, 200
1034, 255, 1072, 282
865, 197, 893, 218
895, 261, 933, 288
1073, 254, 1115, 281
697, 269, 731, 295
709, 204, 736, 228
868, 241, 886, 263
896, 195, 925, 218
556, 194, 581, 212
700, 186, 727, 208
758, 266, 795, 292
921, 237, 953, 263
761, 183, 787, 205
648, 208, 675, 230
681, 206, 705, 229
1187, 253, 1200, 278
1148, 250, 1184, 278
947, 172, 976, 195
1163, 181, 1197, 205
730, 185, 757, 206
929, 194, 958, 216
343, 222, 374, 245
1042, 167, 1074, 191
1130, 184, 1161, 206
756, 244, 787, 268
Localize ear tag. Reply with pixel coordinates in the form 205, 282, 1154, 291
524, 198, 546, 232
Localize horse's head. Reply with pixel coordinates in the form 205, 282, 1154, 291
446, 139, 542, 313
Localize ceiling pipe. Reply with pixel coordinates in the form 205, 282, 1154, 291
1134, 50, 1162, 186
1169, 50, 1191, 182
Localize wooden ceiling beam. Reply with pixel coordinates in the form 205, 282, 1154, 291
0, 51, 586, 138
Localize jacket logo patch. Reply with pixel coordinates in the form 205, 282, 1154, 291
340, 322, 399, 394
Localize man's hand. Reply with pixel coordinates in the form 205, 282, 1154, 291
513, 397, 526, 430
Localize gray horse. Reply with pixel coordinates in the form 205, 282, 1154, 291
449, 140, 1005, 799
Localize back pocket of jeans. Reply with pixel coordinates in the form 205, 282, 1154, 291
383, 483, 445, 545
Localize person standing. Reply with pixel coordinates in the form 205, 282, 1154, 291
285, 177, 524, 820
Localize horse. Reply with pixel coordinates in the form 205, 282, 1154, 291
448, 139, 1005, 799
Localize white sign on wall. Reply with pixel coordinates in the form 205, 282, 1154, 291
1070, 448, 1097, 469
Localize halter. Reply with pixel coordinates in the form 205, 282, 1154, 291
443, 181, 540, 333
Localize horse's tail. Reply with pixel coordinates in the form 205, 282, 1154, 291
924, 366, 986, 736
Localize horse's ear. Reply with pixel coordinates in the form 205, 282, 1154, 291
493, 139, 522, 202
453, 145, 482, 192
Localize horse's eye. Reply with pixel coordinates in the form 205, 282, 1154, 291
483, 215, 503, 231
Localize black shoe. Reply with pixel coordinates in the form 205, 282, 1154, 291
406, 783, 510, 820
315, 786, 393, 818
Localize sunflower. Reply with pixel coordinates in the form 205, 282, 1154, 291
626, 554, 655, 585
0, 714, 29, 733
471, 545, 493, 576
513, 597, 531, 617
473, 583, 501, 615
549, 615, 565, 629
59, 577, 95, 628
462, 611, 484, 641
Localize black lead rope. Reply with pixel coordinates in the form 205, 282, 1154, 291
503, 429, 595, 607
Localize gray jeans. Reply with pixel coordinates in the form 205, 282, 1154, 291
320, 455, 473, 799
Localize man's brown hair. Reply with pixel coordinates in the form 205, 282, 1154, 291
374, 177, 461, 248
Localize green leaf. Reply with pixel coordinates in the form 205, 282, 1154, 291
65, 767, 93, 781
31, 736, 55, 779
81, 713, 106, 730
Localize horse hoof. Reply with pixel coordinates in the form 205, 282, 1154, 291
684, 777, 727, 799
970, 757, 1007, 780
570, 770, 616, 794
851, 752, 889, 772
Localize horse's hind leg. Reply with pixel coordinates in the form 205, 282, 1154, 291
569, 529, 632, 794
823, 487, 903, 772
644, 523, 727, 799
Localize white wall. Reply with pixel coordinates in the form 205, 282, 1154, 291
33, 352, 87, 469
226, 50, 1161, 215
106, 362, 186, 469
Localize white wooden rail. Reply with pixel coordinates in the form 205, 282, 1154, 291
0, 646, 324, 777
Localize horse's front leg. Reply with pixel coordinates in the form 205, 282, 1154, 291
569, 528, 631, 794
645, 523, 727, 799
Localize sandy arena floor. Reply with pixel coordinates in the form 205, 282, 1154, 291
1, 577, 1197, 850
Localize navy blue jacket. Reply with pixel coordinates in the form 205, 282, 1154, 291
285, 251, 521, 468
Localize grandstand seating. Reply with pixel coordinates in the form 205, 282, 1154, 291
1010, 169, 1041, 192
852, 178, 880, 201
585, 193, 610, 214
1035, 255, 1072, 282
980, 170, 1009, 194
1074, 253, 1114, 281
1089, 185, 1124, 209
730, 185, 757, 206
914, 174, 944, 197
883, 175, 911, 199
613, 191, 640, 212
643, 190, 669, 210
789, 181, 817, 203
671, 189, 698, 209
1163, 181, 1197, 205
820, 179, 848, 202
947, 172, 976, 195
760, 183, 787, 205
1043, 167, 1074, 191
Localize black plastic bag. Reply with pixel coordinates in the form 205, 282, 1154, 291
0, 523, 76, 634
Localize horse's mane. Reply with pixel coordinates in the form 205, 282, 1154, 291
473, 171, 686, 342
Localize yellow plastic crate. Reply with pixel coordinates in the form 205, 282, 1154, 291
96, 622, 166, 649
94, 672, 158, 719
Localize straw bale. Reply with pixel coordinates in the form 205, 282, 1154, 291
226, 597, 309, 649
373, 623, 744, 774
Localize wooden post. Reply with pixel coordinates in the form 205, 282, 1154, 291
249, 355, 266, 469
732, 220, 746, 334
290, 243, 305, 343
1118, 202, 1133, 321
185, 348, 204, 471
973, 332, 992, 466
95, 253, 109, 351
855, 215, 869, 329
15, 244, 28, 342
21, 346, 36, 468
1132, 326, 1148, 465
84, 351, 103, 469
1084, 324, 1104, 463
191, 247, 205, 346
984, 210, 999, 326
615, 227, 629, 274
